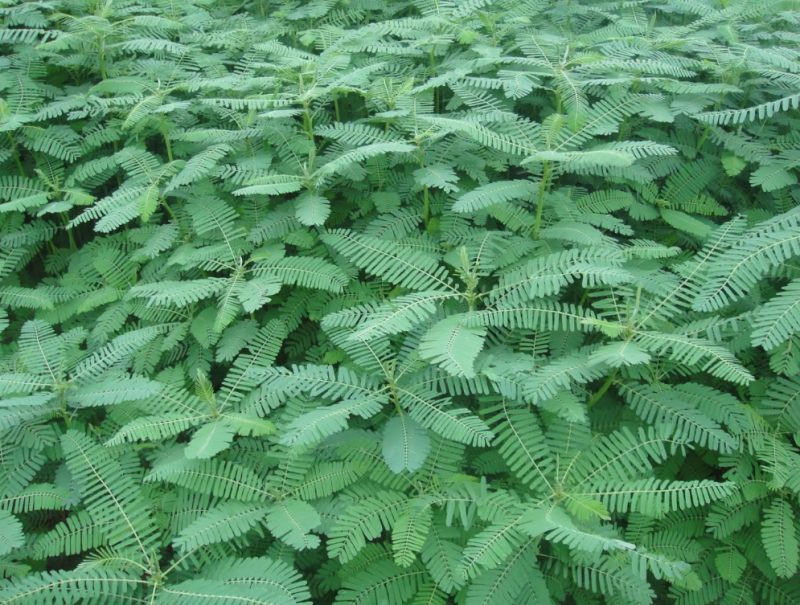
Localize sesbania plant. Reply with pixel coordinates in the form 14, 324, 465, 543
1, 0, 800, 603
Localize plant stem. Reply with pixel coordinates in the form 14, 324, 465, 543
60, 391, 71, 428
587, 369, 619, 409
533, 161, 550, 239
62, 214, 77, 251
695, 126, 710, 153
429, 47, 437, 112
97, 36, 107, 80
696, 94, 726, 154
161, 197, 179, 222
112, 140, 123, 186
418, 147, 429, 227
160, 114, 173, 162
302, 101, 314, 141
392, 390, 403, 416
7, 133, 24, 177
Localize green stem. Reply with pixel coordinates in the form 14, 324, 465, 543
98, 36, 107, 80
392, 391, 403, 416
586, 369, 619, 410
696, 94, 727, 154
35, 247, 48, 269
617, 81, 641, 141
302, 102, 314, 141
418, 147, 429, 227
334, 97, 341, 122
161, 197, 179, 222
739, 85, 753, 109
7, 133, 24, 177
388, 377, 403, 416
695, 126, 710, 153
533, 161, 550, 240
62, 214, 77, 251
112, 140, 123, 187
160, 114, 173, 162
429, 48, 437, 112
60, 391, 71, 428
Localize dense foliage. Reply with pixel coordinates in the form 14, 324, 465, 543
2, 0, 800, 603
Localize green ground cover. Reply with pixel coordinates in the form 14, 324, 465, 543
2, 1, 800, 604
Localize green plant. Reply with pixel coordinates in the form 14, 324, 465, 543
2, 0, 800, 604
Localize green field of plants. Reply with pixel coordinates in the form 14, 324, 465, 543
1, 0, 800, 603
